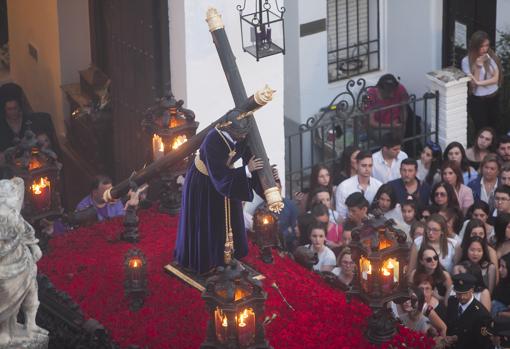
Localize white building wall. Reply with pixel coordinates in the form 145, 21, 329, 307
497, 0, 510, 39
284, 0, 444, 125
168, 1, 285, 190
283, 0, 301, 134
386, 0, 443, 98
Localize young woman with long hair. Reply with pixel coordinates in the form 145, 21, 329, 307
458, 200, 495, 243
461, 30, 502, 131
454, 218, 498, 277
466, 127, 496, 170
441, 160, 474, 215
454, 236, 497, 294
417, 140, 442, 185
408, 214, 457, 275
370, 184, 402, 222
304, 222, 336, 272
295, 164, 333, 214
332, 145, 360, 185
443, 142, 478, 186
429, 182, 460, 212
410, 245, 453, 304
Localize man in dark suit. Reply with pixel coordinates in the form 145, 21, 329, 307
445, 273, 492, 349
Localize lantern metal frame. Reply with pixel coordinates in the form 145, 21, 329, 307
346, 212, 410, 344
124, 248, 148, 311
237, 0, 286, 61
3, 126, 63, 223
252, 205, 280, 263
141, 89, 198, 214
201, 261, 272, 349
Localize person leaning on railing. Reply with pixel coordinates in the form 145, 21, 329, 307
365, 73, 409, 143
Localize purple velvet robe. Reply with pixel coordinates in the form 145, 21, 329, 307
174, 129, 257, 274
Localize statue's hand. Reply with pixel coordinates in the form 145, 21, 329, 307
271, 164, 280, 183
248, 156, 264, 173
30, 245, 43, 262
125, 190, 140, 209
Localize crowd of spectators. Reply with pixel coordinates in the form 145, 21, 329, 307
257, 29, 509, 348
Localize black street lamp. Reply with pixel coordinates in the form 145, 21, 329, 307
237, 0, 285, 61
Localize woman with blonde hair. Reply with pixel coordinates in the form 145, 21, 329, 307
408, 214, 457, 274
461, 30, 502, 131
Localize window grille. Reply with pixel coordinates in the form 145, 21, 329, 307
327, 0, 380, 82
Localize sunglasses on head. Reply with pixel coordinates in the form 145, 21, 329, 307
424, 255, 439, 263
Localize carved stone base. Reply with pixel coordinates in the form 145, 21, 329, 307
0, 333, 49, 349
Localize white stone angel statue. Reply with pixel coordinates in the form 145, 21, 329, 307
0, 176, 48, 345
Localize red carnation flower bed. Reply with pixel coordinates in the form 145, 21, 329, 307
38, 207, 433, 349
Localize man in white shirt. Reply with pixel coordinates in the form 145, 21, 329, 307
372, 133, 408, 184
335, 150, 382, 219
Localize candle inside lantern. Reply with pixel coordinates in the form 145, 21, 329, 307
171, 135, 188, 150
128, 257, 143, 287
30, 177, 51, 212
360, 257, 372, 280
129, 257, 143, 269
381, 259, 396, 292
237, 307, 255, 347
360, 257, 372, 293
152, 134, 165, 160
214, 308, 229, 343
152, 134, 165, 161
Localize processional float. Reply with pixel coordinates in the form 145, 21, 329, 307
102, 7, 280, 348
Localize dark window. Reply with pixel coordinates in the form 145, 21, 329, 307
327, 0, 380, 82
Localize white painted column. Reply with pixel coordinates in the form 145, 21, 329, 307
425, 67, 470, 150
